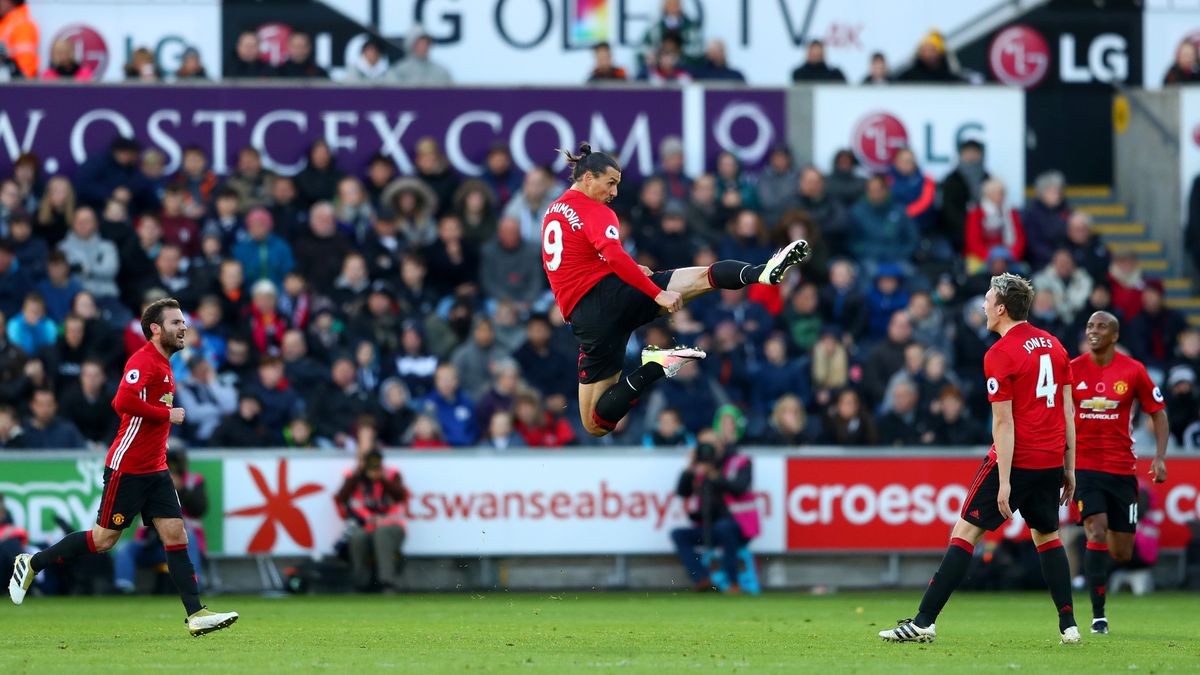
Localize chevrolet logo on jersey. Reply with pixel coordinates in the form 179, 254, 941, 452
160, 392, 174, 406
1080, 397, 1118, 411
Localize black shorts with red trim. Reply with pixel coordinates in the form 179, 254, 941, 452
95, 467, 182, 530
960, 457, 1063, 533
568, 270, 674, 384
1075, 469, 1138, 533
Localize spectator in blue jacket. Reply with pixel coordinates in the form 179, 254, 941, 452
420, 362, 478, 446
233, 207, 295, 288
34, 252, 81, 323
865, 263, 911, 341
6, 293, 56, 355
850, 175, 918, 275
0, 239, 33, 317
704, 288, 773, 347
750, 333, 812, 417
74, 136, 158, 214
245, 356, 304, 441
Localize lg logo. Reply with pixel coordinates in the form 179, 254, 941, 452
50, 25, 107, 79
850, 112, 908, 172
1060, 33, 1128, 84
989, 25, 1129, 86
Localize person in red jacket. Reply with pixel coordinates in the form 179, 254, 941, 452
965, 178, 1026, 273
335, 450, 409, 592
513, 391, 577, 448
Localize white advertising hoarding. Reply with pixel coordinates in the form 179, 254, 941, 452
357, 0, 1010, 86
28, 0, 222, 81
811, 85, 1026, 199
1142, 8, 1199, 90
221, 454, 787, 557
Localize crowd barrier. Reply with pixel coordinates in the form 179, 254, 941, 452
3, 448, 1196, 559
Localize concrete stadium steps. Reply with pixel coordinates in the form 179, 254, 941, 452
1050, 185, 1199, 327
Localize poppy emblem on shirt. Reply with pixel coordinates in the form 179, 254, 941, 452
125, 369, 140, 384
1113, 380, 1128, 395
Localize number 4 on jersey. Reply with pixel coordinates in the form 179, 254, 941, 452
1036, 353, 1056, 408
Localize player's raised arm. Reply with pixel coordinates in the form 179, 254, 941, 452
1060, 383, 1076, 506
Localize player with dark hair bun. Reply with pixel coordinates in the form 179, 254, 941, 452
542, 141, 810, 437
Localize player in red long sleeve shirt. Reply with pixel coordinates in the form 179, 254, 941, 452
9, 298, 238, 636
543, 143, 809, 437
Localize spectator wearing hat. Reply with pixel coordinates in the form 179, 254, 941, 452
938, 139, 988, 254
1022, 171, 1070, 271
175, 353, 237, 445
964, 178, 1025, 274
756, 145, 798, 225
642, 200, 701, 270
895, 30, 963, 83
849, 175, 918, 275
344, 39, 390, 82
864, 266, 911, 341
386, 26, 452, 84
963, 245, 1018, 299
586, 41, 627, 82
1163, 364, 1198, 445
480, 216, 544, 312
825, 150, 866, 213
233, 208, 294, 289
790, 39, 846, 82
275, 31, 328, 79
383, 177, 438, 247
337, 449, 409, 592
74, 136, 157, 213
247, 279, 287, 355
1126, 280, 1187, 371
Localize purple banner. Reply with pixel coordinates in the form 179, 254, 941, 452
703, 88, 786, 172
0, 84, 684, 180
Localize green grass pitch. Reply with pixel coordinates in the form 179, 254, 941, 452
3, 591, 1198, 673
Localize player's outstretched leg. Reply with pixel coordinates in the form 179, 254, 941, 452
11, 528, 114, 605
1033, 532, 1079, 644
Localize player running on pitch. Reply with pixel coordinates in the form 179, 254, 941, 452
1071, 310, 1169, 635
543, 143, 808, 436
9, 298, 238, 637
879, 273, 1081, 645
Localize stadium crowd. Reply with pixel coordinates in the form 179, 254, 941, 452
1, 124, 1198, 453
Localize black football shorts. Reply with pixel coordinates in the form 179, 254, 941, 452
960, 456, 1064, 534
96, 467, 183, 530
1075, 469, 1138, 533
568, 271, 674, 384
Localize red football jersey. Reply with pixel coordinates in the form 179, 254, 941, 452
1071, 351, 1165, 474
984, 321, 1073, 469
106, 341, 175, 474
542, 189, 661, 320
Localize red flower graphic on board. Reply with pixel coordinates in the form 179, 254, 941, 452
226, 460, 323, 552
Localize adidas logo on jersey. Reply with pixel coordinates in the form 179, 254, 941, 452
1076, 381, 1087, 390
164, 375, 170, 382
